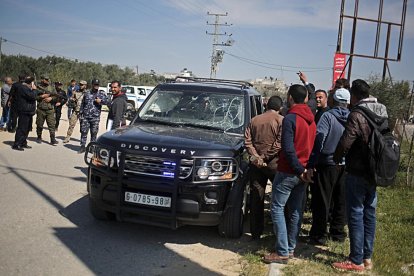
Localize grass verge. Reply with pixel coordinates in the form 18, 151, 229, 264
240, 184, 414, 275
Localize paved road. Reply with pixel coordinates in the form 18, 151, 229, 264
0, 109, 258, 276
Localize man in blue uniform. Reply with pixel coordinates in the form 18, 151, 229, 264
78, 79, 109, 153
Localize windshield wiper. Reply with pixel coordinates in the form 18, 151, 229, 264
178, 122, 225, 132
136, 118, 179, 127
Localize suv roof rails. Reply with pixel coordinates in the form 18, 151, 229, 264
174, 76, 253, 88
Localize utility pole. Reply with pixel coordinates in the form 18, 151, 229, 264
206, 12, 234, 78
0, 37, 3, 68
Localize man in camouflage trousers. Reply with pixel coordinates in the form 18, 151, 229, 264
78, 79, 109, 153
36, 75, 59, 145
63, 80, 87, 143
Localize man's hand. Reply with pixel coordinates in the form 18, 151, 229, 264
43, 97, 52, 103
55, 102, 61, 107
250, 156, 267, 168
41, 93, 50, 98
298, 71, 308, 84
300, 168, 314, 183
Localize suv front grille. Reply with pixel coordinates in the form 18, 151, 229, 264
124, 154, 193, 179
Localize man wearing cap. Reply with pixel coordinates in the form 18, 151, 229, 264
36, 75, 59, 145
63, 80, 87, 143
78, 79, 109, 153
306, 87, 350, 245
53, 81, 68, 131
67, 79, 79, 120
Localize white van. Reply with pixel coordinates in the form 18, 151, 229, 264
121, 85, 155, 109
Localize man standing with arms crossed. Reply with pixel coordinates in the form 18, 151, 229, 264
263, 84, 316, 264
78, 79, 109, 153
244, 95, 283, 240
36, 75, 58, 145
107, 80, 127, 130
63, 80, 87, 143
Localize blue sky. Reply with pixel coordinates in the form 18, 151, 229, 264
0, 0, 413, 90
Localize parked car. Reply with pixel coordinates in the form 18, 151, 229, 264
84, 77, 264, 238
122, 85, 155, 110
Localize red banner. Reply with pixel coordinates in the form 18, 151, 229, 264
332, 53, 347, 87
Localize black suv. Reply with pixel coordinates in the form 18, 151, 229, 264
85, 77, 263, 238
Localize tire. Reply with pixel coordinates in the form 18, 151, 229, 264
89, 197, 116, 220
218, 180, 247, 238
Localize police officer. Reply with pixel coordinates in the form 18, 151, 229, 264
53, 81, 68, 131
78, 79, 109, 153
36, 75, 58, 145
63, 80, 87, 143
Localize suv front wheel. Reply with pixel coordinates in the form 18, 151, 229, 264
89, 197, 116, 221
218, 180, 248, 238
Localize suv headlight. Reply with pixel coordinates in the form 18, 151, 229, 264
195, 159, 237, 181
86, 143, 116, 168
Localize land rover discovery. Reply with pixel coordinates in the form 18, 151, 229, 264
84, 77, 264, 238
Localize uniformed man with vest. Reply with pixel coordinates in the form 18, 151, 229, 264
36, 75, 58, 145
63, 80, 87, 143
78, 79, 109, 153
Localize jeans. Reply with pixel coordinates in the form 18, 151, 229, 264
0, 106, 10, 128
271, 172, 307, 256
346, 174, 377, 265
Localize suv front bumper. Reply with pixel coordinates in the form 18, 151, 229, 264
88, 167, 232, 228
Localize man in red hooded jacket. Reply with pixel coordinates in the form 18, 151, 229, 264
263, 84, 316, 264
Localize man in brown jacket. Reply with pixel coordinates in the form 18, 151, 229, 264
332, 79, 388, 273
244, 95, 283, 240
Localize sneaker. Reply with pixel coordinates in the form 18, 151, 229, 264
364, 259, 373, 270
36, 137, 42, 144
332, 260, 365, 273
63, 137, 70, 143
78, 145, 86, 154
22, 144, 32, 149
50, 139, 59, 145
262, 253, 289, 264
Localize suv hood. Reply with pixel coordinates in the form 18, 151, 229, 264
97, 123, 244, 157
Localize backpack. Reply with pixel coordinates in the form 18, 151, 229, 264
354, 106, 400, 187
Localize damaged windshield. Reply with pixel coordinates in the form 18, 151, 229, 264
137, 90, 245, 134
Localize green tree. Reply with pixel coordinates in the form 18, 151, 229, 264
368, 76, 411, 129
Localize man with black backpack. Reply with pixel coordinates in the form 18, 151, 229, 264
332, 79, 390, 273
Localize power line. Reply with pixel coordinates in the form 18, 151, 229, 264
225, 51, 332, 70
1, 37, 81, 62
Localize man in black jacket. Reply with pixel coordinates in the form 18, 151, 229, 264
107, 80, 127, 130
7, 74, 26, 133
53, 81, 68, 131
12, 76, 37, 151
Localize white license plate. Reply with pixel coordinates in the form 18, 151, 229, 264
124, 192, 171, 208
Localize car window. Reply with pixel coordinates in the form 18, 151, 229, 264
137, 89, 245, 134
122, 86, 135, 94
138, 88, 146, 96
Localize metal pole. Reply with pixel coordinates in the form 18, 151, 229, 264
336, 0, 345, 53
382, 24, 392, 82
348, 0, 359, 80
